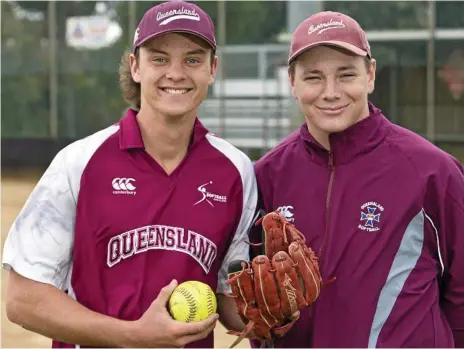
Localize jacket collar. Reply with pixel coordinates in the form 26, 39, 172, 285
299, 103, 392, 166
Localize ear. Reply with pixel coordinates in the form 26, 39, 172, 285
130, 52, 141, 83
209, 55, 218, 85
288, 69, 297, 99
367, 58, 376, 94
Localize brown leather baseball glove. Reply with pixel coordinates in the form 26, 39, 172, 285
226, 211, 327, 348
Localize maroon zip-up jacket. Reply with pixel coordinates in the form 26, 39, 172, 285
253, 103, 464, 348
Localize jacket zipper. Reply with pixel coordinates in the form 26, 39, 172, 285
319, 151, 335, 270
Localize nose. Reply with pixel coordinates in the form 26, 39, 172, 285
321, 77, 341, 101
165, 59, 186, 82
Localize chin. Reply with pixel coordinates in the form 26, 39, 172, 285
318, 119, 355, 134
163, 110, 193, 118
158, 104, 196, 117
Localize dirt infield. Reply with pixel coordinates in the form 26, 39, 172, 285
1, 174, 249, 348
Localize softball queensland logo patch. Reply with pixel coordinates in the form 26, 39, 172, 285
193, 181, 227, 208
359, 201, 384, 232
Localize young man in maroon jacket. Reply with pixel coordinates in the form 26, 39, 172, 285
3, 1, 255, 348
253, 10, 464, 348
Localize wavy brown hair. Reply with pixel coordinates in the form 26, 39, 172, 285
119, 49, 141, 109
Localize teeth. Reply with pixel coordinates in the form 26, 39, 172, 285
164, 88, 188, 94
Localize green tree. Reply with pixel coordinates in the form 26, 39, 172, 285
197, 1, 287, 44
323, 1, 464, 30
1, 1, 50, 138
3, 0, 462, 143
2, 1, 288, 140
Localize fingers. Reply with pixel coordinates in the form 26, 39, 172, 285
272, 251, 307, 313
179, 313, 219, 336
252, 256, 282, 323
288, 242, 321, 303
153, 279, 178, 307
171, 314, 219, 347
178, 317, 218, 346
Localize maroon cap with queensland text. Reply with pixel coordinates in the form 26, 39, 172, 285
288, 11, 371, 64
132, 1, 216, 53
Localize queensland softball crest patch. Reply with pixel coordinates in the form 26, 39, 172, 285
359, 201, 384, 232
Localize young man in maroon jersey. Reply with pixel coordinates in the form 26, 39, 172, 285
3, 1, 255, 347
252, 10, 464, 348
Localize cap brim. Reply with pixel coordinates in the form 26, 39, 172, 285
133, 29, 216, 53
289, 40, 368, 64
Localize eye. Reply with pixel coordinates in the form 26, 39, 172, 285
304, 76, 321, 81
152, 57, 167, 64
341, 73, 356, 79
186, 57, 201, 64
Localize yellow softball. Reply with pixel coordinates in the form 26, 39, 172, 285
169, 281, 217, 322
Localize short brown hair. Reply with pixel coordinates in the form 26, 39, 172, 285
118, 43, 216, 110
288, 55, 373, 79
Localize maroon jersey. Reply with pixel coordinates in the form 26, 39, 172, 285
3, 108, 258, 348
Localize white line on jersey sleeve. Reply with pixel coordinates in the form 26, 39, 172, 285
2, 125, 119, 290
205, 133, 258, 294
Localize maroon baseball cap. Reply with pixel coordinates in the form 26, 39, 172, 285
132, 1, 216, 53
288, 11, 371, 64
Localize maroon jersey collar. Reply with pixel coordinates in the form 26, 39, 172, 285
118, 108, 209, 151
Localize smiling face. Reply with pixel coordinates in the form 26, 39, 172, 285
289, 45, 376, 148
130, 32, 217, 121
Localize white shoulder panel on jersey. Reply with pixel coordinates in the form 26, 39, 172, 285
205, 133, 258, 293
2, 125, 120, 290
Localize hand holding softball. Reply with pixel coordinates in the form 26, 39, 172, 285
169, 281, 217, 322
127, 280, 218, 348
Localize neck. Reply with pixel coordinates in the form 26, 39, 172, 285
306, 103, 371, 151
307, 123, 331, 151
136, 106, 197, 173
